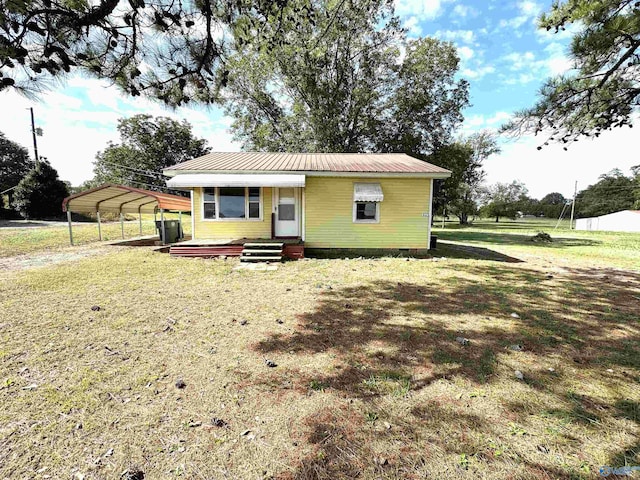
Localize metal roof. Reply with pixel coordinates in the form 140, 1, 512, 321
163, 152, 451, 176
62, 184, 192, 214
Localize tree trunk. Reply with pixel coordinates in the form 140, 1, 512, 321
495, 215, 499, 222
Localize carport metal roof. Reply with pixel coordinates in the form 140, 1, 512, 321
62, 184, 191, 214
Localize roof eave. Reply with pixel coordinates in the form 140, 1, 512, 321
163, 169, 451, 179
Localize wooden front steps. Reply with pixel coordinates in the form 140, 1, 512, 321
169, 241, 304, 260
240, 242, 284, 263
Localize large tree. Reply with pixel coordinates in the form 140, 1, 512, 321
538, 192, 568, 219
0, 132, 33, 208
430, 131, 499, 225
12, 160, 69, 219
0, 0, 309, 105
504, 0, 640, 145
482, 181, 529, 222
223, 0, 469, 155
575, 169, 637, 217
92, 114, 210, 190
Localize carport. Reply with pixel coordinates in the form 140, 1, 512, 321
62, 184, 191, 245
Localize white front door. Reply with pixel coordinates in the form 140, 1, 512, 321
275, 187, 299, 237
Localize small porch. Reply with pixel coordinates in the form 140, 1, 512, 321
169, 237, 304, 261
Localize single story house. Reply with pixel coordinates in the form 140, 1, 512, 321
575, 210, 640, 233
163, 152, 450, 256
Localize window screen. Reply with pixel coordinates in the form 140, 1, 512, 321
356, 202, 377, 220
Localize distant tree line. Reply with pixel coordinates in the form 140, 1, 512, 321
434, 156, 639, 224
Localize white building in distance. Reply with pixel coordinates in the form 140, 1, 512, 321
576, 210, 640, 233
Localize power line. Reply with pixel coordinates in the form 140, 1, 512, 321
102, 161, 166, 179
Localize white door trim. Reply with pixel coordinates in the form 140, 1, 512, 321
274, 187, 300, 237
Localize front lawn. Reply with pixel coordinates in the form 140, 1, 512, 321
0, 229, 638, 479
0, 213, 190, 258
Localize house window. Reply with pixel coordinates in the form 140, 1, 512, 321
353, 183, 382, 223
219, 187, 246, 218
248, 187, 260, 219
202, 187, 262, 220
203, 188, 216, 219
354, 202, 379, 222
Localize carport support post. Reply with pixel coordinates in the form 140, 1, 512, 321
67, 210, 73, 245
139, 212, 143, 236
120, 212, 124, 239
160, 209, 165, 245
97, 211, 102, 241
178, 211, 182, 239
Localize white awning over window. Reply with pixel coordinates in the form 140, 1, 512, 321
354, 182, 384, 202
167, 174, 306, 188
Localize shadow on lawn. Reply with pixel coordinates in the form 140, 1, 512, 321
306, 243, 524, 263
257, 264, 640, 478
437, 230, 602, 248
433, 241, 523, 263
0, 220, 52, 228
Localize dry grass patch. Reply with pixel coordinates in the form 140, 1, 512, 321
0, 248, 638, 479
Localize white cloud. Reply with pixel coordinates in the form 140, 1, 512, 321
434, 29, 475, 44
403, 16, 423, 37
461, 65, 495, 79
462, 110, 512, 134
499, 44, 573, 84
502, 51, 535, 70
518, 0, 541, 16
452, 4, 479, 18
498, 0, 542, 32
395, 0, 443, 20
457, 46, 474, 61
486, 124, 639, 199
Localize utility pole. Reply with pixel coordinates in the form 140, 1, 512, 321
29, 107, 39, 165
569, 180, 577, 230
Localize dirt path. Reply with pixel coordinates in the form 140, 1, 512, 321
0, 244, 114, 273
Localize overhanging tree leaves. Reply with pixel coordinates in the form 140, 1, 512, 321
223, 0, 469, 154
0, 131, 33, 208
0, 0, 307, 105
93, 114, 210, 190
504, 0, 640, 145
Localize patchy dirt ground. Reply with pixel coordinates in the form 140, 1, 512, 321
0, 243, 638, 479
0, 244, 114, 272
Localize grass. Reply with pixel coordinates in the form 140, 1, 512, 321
0, 218, 638, 479
434, 217, 640, 270
0, 213, 190, 258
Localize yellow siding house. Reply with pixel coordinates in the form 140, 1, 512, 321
163, 152, 450, 256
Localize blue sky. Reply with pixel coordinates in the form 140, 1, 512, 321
0, 0, 637, 198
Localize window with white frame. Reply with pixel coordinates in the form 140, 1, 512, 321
202, 187, 262, 220
354, 202, 379, 222
203, 188, 216, 219
353, 183, 382, 223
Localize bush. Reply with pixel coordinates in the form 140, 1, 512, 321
530, 232, 553, 243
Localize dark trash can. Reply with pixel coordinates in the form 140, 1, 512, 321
156, 220, 182, 244
430, 235, 438, 249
